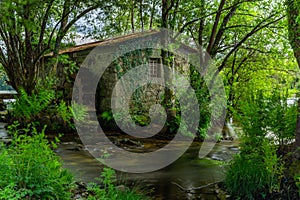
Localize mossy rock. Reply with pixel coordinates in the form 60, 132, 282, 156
190, 158, 225, 166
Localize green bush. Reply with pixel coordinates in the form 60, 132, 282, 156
225, 90, 297, 199
225, 153, 267, 199
266, 91, 297, 145
87, 167, 147, 200
225, 139, 283, 200
235, 92, 268, 140
236, 90, 297, 146
11, 87, 86, 132
12, 87, 55, 123
0, 125, 74, 199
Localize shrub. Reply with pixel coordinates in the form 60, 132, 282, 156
12, 87, 55, 123
225, 153, 267, 199
10, 87, 86, 132
225, 139, 283, 199
236, 90, 297, 146
266, 91, 297, 145
225, 90, 297, 199
0, 125, 74, 199
235, 92, 268, 140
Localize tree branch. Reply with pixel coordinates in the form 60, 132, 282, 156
217, 14, 285, 72
54, 4, 102, 55
38, 0, 55, 51
175, 0, 255, 38
206, 0, 226, 53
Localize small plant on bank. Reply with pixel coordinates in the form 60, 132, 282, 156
225, 90, 293, 199
0, 124, 74, 199
87, 167, 148, 200
225, 139, 283, 200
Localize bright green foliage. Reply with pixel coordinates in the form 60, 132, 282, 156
237, 92, 268, 139
71, 102, 88, 122
236, 90, 297, 146
0, 125, 74, 199
267, 91, 298, 145
225, 90, 297, 199
101, 110, 114, 122
87, 168, 147, 200
223, 51, 299, 121
225, 140, 283, 200
11, 87, 85, 131
100, 110, 116, 130
12, 88, 55, 123
57, 101, 87, 129
57, 101, 73, 122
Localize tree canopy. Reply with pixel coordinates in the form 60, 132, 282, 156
0, 0, 105, 92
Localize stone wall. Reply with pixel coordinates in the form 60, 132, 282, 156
54, 43, 191, 128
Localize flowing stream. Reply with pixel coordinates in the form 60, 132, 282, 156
56, 138, 239, 200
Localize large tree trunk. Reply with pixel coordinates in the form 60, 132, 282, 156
286, 0, 300, 151
160, 0, 176, 134
295, 100, 300, 150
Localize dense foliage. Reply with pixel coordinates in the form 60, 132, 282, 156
235, 90, 297, 146
11, 87, 75, 131
0, 124, 74, 199
225, 90, 298, 199
225, 140, 283, 199
0, 123, 148, 200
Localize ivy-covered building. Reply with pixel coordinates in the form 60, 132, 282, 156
47, 30, 194, 127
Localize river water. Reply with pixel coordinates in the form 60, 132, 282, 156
56, 138, 239, 200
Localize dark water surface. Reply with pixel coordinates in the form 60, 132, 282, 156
56, 139, 239, 200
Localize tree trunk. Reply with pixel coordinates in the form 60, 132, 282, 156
131, 0, 135, 33
160, 0, 177, 134
295, 100, 300, 150
286, 0, 300, 151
